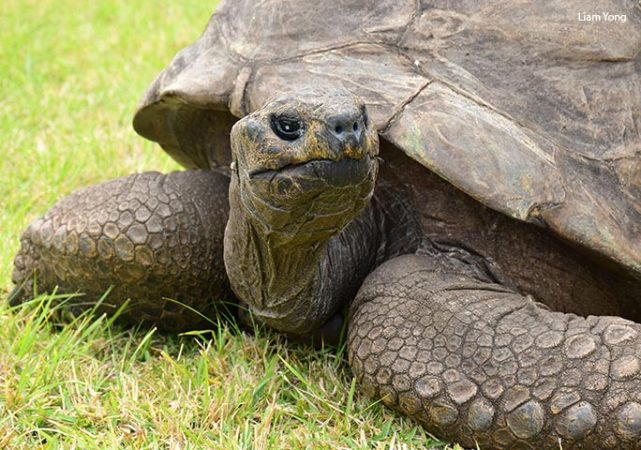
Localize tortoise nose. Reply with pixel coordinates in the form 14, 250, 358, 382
328, 113, 364, 149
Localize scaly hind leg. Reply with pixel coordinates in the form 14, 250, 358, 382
348, 254, 641, 450
11, 171, 233, 331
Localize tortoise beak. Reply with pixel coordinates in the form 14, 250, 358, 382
249, 156, 377, 188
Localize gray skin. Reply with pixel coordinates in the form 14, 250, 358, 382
12, 90, 641, 450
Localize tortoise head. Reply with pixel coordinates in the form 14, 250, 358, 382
228, 89, 379, 241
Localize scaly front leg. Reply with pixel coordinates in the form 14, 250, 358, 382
12, 170, 233, 331
348, 254, 641, 450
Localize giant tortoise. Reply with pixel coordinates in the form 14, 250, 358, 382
11, 1, 641, 449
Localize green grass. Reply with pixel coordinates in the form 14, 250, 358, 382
0, 1, 457, 448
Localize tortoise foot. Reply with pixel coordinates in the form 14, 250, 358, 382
12, 170, 233, 331
348, 254, 641, 450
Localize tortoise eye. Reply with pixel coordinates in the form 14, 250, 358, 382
270, 115, 303, 141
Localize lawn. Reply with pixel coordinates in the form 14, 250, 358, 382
0, 1, 457, 448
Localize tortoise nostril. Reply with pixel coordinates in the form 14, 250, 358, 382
329, 114, 364, 146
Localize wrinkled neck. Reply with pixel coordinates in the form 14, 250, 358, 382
223, 175, 349, 334
223, 177, 423, 335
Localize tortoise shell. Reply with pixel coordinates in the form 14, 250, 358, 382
133, 0, 641, 277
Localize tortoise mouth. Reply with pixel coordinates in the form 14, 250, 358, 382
248, 156, 377, 188
235, 155, 377, 237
